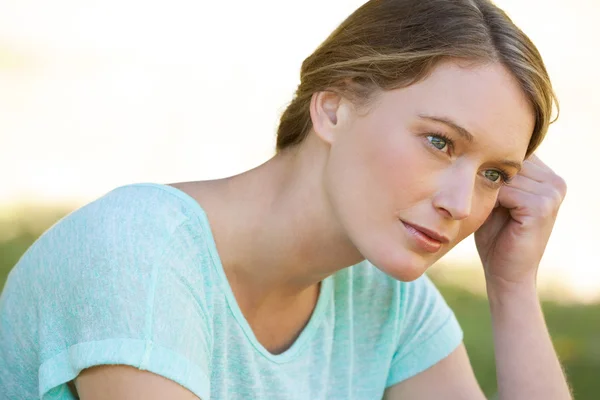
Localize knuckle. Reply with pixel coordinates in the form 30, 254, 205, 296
554, 175, 568, 197
537, 196, 558, 216
550, 190, 564, 208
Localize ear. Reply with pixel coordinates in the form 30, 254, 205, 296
309, 91, 349, 145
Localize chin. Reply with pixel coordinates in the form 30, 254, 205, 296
366, 246, 431, 282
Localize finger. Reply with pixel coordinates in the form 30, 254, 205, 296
525, 153, 548, 168
517, 161, 546, 183
496, 184, 535, 211
496, 183, 555, 215
517, 157, 558, 184
498, 183, 562, 218
503, 173, 563, 207
519, 154, 567, 198
524, 153, 555, 173
504, 173, 547, 196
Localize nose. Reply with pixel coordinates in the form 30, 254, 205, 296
432, 168, 475, 220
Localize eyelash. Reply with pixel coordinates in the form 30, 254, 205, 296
425, 133, 513, 187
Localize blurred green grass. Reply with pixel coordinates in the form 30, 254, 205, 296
1, 208, 599, 399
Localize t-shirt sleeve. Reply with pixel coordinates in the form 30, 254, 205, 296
7, 187, 212, 399
385, 273, 463, 388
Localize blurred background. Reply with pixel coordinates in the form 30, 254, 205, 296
1, 0, 598, 398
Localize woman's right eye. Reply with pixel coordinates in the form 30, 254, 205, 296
426, 134, 450, 153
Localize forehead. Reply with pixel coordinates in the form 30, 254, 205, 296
375, 60, 535, 158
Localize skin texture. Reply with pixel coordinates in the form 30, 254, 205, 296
73, 59, 570, 399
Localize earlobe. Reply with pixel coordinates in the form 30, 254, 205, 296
310, 91, 342, 145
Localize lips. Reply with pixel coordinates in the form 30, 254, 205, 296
401, 220, 450, 253
402, 222, 450, 244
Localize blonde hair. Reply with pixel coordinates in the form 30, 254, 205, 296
276, 0, 558, 157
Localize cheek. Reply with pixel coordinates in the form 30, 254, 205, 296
330, 122, 416, 211
368, 131, 435, 202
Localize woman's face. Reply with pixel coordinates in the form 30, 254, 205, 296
321, 60, 535, 281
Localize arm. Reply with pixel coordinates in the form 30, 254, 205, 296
487, 279, 571, 400
383, 343, 486, 399
73, 365, 201, 400
477, 154, 571, 400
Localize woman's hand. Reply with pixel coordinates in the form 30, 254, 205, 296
474, 154, 567, 289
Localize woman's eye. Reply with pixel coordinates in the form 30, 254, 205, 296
427, 135, 448, 152
484, 170, 501, 182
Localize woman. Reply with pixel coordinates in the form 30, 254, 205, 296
0, 0, 571, 399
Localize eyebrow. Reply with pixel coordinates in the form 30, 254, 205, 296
418, 113, 523, 172
418, 114, 475, 143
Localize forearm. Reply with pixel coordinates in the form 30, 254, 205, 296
487, 279, 571, 400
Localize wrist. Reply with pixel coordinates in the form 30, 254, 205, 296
485, 268, 537, 293
485, 274, 538, 307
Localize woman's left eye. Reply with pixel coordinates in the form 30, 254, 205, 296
484, 170, 501, 182
426, 135, 450, 152
483, 169, 511, 186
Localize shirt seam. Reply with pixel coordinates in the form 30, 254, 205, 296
38, 337, 210, 399
139, 219, 193, 369
117, 182, 215, 352
176, 220, 215, 348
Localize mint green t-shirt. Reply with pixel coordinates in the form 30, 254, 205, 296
0, 183, 463, 399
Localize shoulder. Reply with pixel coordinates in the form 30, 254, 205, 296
0, 183, 216, 399
64, 182, 203, 235
11, 183, 206, 275
1, 182, 219, 338
4, 183, 223, 308
2, 181, 217, 312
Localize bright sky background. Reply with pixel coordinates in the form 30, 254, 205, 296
1, 0, 598, 301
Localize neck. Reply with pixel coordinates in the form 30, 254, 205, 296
202, 134, 364, 305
